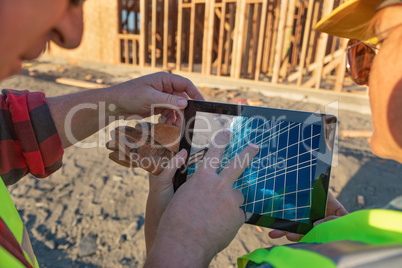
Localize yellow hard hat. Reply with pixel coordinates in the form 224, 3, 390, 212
315, 0, 401, 42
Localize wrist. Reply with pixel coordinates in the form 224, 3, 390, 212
102, 82, 142, 120
97, 86, 121, 119
145, 233, 212, 268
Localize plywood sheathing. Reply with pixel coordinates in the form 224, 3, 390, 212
49, 0, 118, 65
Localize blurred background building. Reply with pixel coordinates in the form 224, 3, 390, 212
47, 0, 363, 92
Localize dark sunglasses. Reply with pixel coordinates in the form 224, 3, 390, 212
345, 22, 402, 85
345, 39, 378, 85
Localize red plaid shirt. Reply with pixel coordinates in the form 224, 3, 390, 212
0, 89, 64, 267
0, 89, 64, 185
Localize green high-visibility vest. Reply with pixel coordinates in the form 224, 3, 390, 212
0, 177, 39, 267
238, 209, 402, 268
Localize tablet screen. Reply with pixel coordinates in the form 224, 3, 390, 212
175, 100, 336, 234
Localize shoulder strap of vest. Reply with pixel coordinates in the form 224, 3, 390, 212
0, 177, 38, 267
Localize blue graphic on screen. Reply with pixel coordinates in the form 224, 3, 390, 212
187, 115, 321, 223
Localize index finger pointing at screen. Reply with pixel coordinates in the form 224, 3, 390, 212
202, 130, 231, 172
220, 143, 259, 185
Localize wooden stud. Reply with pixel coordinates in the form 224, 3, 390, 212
232, 0, 247, 79
290, 1, 299, 69
268, 0, 280, 75
217, 0, 227, 76
261, 0, 274, 74
279, 0, 296, 78
223, 2, 235, 75
205, 0, 216, 76
334, 38, 349, 92
272, 0, 289, 84
230, 0, 240, 77
229, 0, 238, 77
117, 0, 122, 64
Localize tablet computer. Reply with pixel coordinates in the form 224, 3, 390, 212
174, 100, 337, 234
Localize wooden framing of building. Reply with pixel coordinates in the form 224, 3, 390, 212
48, 0, 359, 92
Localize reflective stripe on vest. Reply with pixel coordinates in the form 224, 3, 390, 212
0, 177, 38, 267
238, 209, 402, 268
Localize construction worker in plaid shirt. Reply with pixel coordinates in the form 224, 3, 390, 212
3, 0, 402, 268
0, 0, 205, 266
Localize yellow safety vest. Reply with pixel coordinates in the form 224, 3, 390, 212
238, 209, 402, 267
0, 177, 39, 267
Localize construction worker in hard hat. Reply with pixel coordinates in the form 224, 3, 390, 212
144, 1, 402, 267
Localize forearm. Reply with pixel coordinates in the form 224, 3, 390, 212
144, 235, 212, 268
47, 73, 203, 149
46, 87, 118, 148
145, 202, 162, 254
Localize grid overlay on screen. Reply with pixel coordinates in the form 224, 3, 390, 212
187, 115, 321, 223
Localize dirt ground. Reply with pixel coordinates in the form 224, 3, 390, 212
1, 58, 402, 267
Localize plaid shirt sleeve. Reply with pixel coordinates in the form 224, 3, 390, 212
0, 89, 64, 185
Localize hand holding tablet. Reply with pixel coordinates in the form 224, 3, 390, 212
174, 100, 337, 234
146, 131, 261, 266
